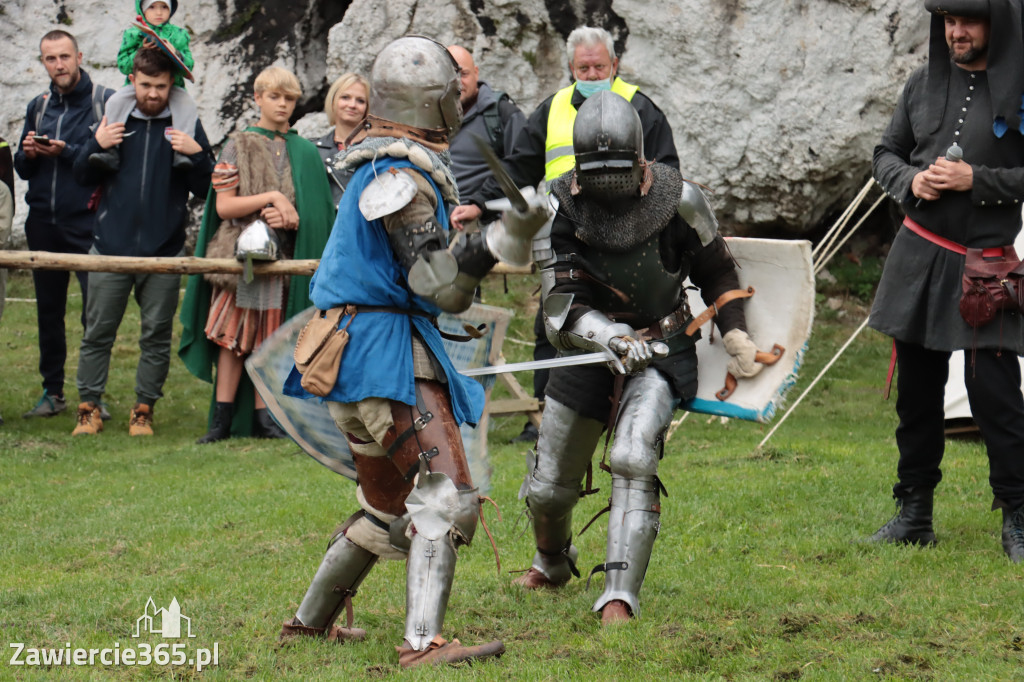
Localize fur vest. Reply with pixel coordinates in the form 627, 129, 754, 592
204, 132, 296, 290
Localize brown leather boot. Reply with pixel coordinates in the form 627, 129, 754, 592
512, 567, 564, 589
600, 599, 632, 626
396, 636, 504, 668
278, 618, 366, 644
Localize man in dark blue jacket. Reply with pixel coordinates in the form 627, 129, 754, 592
14, 30, 114, 420
70, 47, 213, 437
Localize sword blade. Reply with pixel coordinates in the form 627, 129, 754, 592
471, 134, 530, 213
459, 351, 612, 377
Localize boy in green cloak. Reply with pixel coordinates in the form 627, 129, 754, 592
179, 66, 334, 442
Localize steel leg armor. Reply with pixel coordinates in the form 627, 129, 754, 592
522, 397, 604, 584
592, 368, 677, 616
294, 514, 379, 630
367, 380, 480, 652
403, 472, 480, 650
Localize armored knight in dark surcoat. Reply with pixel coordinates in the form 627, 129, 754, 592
514, 91, 767, 623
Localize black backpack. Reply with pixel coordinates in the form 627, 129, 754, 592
482, 91, 512, 156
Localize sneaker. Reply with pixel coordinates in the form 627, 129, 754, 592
129, 403, 154, 437
1002, 506, 1024, 563
99, 403, 112, 421
23, 391, 68, 418
72, 402, 104, 436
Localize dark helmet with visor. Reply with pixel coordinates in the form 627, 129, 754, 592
572, 90, 644, 201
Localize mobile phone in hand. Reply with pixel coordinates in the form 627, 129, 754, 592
32, 135, 52, 146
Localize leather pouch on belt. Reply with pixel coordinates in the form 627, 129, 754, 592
959, 247, 1024, 328
294, 305, 357, 397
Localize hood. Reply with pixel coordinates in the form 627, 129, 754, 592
135, 0, 179, 25
925, 0, 1024, 136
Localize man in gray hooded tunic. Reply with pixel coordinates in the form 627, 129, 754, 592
868, 0, 1024, 562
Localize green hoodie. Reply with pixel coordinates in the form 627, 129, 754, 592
117, 0, 194, 88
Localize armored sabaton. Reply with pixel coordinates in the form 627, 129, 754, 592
520, 162, 743, 617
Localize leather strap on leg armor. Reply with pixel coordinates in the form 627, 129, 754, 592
293, 511, 379, 631
403, 471, 481, 650
590, 475, 661, 617
354, 380, 474, 519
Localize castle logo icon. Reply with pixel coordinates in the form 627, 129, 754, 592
132, 597, 195, 638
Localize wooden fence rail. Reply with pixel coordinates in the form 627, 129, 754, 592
0, 251, 534, 276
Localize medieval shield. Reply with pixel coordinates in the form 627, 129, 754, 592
682, 238, 815, 422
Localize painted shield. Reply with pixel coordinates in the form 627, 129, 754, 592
245, 303, 512, 492
682, 238, 815, 422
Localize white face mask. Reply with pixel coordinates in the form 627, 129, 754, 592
575, 78, 612, 99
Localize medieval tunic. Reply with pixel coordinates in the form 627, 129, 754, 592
543, 165, 744, 422
179, 127, 333, 436
871, 64, 1024, 353
282, 154, 484, 426
203, 133, 294, 353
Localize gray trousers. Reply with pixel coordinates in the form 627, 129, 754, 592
104, 85, 198, 137
76, 262, 182, 407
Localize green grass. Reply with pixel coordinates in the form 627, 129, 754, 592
1, 270, 1022, 680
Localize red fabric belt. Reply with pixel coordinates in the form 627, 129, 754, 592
902, 216, 1004, 257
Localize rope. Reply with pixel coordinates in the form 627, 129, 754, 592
756, 315, 871, 452
812, 178, 874, 261
814, 194, 887, 276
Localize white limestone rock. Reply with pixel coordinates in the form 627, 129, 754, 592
0, 0, 932, 244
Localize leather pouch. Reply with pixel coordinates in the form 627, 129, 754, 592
959, 246, 1024, 328
294, 305, 357, 396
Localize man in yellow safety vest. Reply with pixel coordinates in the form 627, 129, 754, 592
450, 25, 679, 444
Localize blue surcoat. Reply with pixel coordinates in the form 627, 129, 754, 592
283, 157, 485, 426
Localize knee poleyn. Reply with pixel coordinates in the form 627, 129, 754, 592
526, 474, 581, 516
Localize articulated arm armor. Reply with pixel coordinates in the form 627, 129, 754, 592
387, 218, 496, 313
543, 299, 653, 374
364, 168, 552, 314
678, 180, 719, 247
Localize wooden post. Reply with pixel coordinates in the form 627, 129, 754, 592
0, 251, 534, 276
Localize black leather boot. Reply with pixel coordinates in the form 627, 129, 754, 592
1001, 506, 1024, 563
88, 147, 120, 171
172, 152, 194, 171
254, 408, 287, 439
868, 487, 936, 546
196, 402, 233, 444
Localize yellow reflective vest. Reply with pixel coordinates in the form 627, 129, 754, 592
544, 77, 640, 182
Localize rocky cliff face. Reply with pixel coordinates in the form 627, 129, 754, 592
0, 0, 927, 243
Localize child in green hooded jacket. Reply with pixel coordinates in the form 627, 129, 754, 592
89, 0, 198, 171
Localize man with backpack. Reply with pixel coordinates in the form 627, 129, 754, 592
14, 30, 114, 420
446, 45, 526, 224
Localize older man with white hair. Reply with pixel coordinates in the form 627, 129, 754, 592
451, 25, 680, 444
453, 26, 678, 227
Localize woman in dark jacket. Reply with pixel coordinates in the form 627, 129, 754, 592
311, 73, 368, 208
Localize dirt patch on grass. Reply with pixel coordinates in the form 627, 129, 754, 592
779, 613, 820, 638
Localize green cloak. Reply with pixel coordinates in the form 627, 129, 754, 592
178, 126, 335, 437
